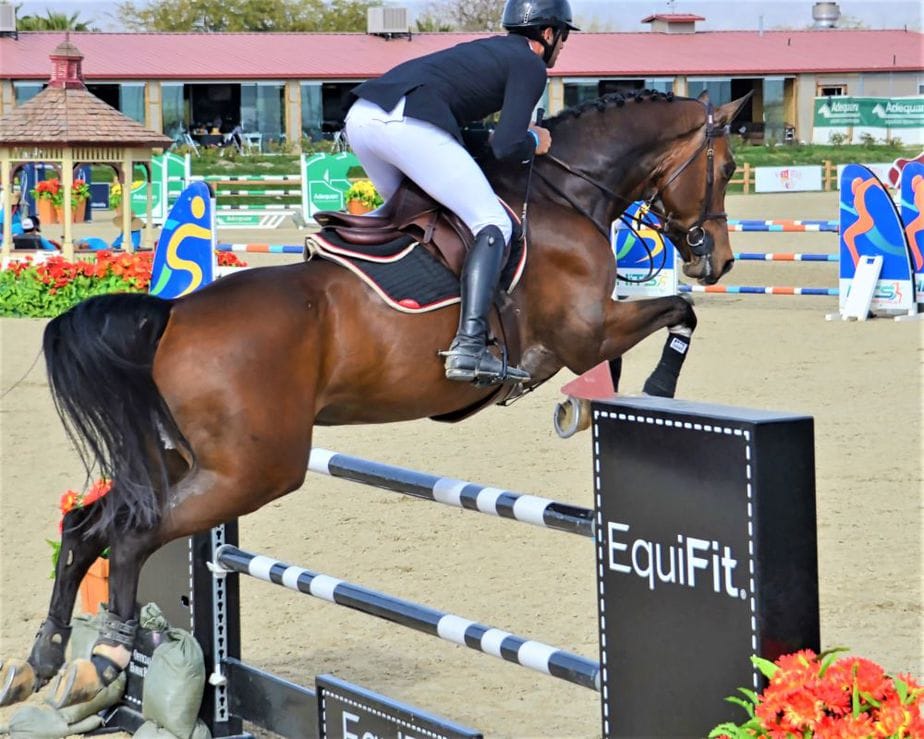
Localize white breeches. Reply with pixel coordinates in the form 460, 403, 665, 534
345, 97, 512, 243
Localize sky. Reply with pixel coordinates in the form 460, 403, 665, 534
13, 0, 924, 32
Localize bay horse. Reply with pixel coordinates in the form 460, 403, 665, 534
0, 90, 748, 709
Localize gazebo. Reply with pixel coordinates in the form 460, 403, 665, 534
0, 38, 172, 259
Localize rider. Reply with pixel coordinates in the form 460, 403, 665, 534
345, 0, 577, 385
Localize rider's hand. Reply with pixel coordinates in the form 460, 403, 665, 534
530, 125, 552, 155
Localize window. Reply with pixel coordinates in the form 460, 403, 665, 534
13, 82, 43, 104
763, 79, 785, 142
300, 82, 323, 141
817, 85, 846, 96
563, 79, 599, 108
241, 83, 285, 145
687, 79, 732, 105
645, 79, 674, 94
120, 84, 145, 124
563, 78, 672, 110
161, 83, 185, 140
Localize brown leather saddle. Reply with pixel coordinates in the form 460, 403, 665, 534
315, 179, 521, 277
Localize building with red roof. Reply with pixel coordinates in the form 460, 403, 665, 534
0, 14, 921, 150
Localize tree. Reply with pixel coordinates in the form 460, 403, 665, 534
117, 0, 381, 33
414, 0, 502, 31
16, 9, 97, 31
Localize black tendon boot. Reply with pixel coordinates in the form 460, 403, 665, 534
444, 225, 530, 385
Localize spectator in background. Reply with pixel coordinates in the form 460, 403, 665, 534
14, 216, 58, 250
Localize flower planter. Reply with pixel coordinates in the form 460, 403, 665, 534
36, 198, 57, 225
53, 201, 88, 224
346, 199, 373, 215
78, 557, 109, 614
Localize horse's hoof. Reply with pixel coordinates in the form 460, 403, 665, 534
0, 658, 38, 707
553, 396, 592, 438
46, 659, 103, 709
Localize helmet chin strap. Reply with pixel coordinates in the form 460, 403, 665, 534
538, 29, 563, 65
527, 27, 563, 65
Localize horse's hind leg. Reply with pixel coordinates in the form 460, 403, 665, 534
47, 437, 313, 709
0, 502, 107, 706
45, 522, 161, 708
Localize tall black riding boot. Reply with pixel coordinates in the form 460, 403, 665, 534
443, 225, 530, 385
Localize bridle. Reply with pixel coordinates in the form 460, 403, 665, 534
532, 100, 729, 281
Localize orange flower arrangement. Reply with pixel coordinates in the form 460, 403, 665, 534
711, 649, 923, 739
48, 479, 112, 576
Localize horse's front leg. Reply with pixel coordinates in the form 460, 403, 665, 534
620, 296, 696, 398
0, 503, 107, 706
599, 294, 697, 398
552, 294, 697, 438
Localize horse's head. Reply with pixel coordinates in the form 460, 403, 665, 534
647, 92, 751, 284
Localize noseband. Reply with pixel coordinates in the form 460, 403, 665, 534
535, 100, 729, 272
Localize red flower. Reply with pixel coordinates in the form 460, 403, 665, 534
714, 651, 924, 739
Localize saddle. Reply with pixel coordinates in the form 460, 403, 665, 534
314, 179, 520, 277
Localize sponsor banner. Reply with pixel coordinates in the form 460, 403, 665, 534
839, 164, 914, 314
301, 152, 361, 217
754, 165, 823, 193
814, 96, 924, 129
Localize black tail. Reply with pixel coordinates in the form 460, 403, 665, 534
43, 293, 184, 535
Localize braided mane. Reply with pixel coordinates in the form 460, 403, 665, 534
548, 89, 678, 125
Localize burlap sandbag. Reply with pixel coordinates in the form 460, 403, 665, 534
139, 604, 206, 739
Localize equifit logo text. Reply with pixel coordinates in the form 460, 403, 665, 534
606, 522, 746, 599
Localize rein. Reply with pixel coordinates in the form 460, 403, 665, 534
532, 100, 730, 282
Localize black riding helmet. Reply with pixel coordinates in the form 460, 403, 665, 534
502, 0, 579, 65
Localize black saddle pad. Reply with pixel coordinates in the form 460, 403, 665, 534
306, 228, 526, 314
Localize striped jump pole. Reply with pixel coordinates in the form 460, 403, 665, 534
220, 189, 302, 197
734, 252, 839, 262
679, 284, 839, 296
726, 219, 839, 232
187, 174, 302, 182
216, 204, 296, 211
309, 448, 595, 538
212, 544, 601, 692
217, 243, 303, 254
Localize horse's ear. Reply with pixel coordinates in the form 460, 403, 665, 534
715, 91, 754, 126
697, 90, 710, 103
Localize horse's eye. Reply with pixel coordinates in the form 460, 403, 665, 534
722, 162, 737, 178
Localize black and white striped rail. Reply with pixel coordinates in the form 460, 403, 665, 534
213, 545, 601, 692
308, 449, 594, 538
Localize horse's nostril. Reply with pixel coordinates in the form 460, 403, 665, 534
722, 258, 735, 276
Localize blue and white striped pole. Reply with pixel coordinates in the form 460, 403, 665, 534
308, 449, 594, 538
212, 545, 601, 692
